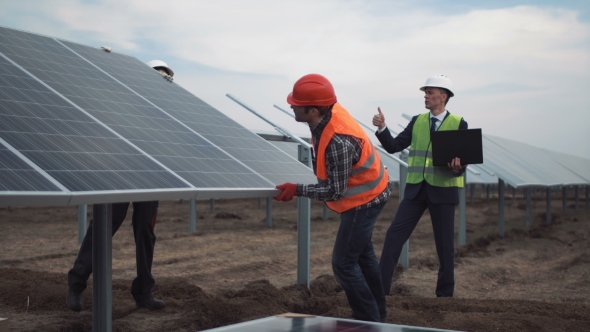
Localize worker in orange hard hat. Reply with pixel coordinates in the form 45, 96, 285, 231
275, 74, 392, 322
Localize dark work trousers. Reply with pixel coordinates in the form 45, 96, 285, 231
68, 201, 158, 302
332, 201, 387, 322
379, 184, 455, 297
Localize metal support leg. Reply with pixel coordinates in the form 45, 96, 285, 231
92, 203, 112, 332
258, 197, 262, 209
265, 197, 272, 228
77, 204, 87, 244
210, 198, 215, 212
562, 186, 567, 215
398, 163, 409, 268
189, 198, 196, 232
458, 175, 466, 246
525, 187, 532, 228
498, 179, 505, 237
296, 143, 312, 287
322, 204, 328, 220
297, 197, 311, 287
546, 188, 552, 224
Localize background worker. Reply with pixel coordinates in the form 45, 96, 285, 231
373, 74, 467, 298
66, 60, 174, 312
275, 74, 392, 322
147, 59, 174, 80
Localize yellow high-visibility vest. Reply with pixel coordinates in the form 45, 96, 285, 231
406, 113, 464, 188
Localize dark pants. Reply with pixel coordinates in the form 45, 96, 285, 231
68, 201, 158, 302
379, 185, 455, 297
332, 201, 387, 322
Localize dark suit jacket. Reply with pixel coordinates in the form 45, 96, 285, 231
376, 112, 468, 205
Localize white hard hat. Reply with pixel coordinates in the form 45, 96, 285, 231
146, 59, 174, 77
420, 74, 453, 97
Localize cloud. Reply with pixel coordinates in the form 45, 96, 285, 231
1, 0, 589, 158
6, 2, 588, 80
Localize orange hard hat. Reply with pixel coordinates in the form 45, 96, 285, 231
287, 74, 337, 107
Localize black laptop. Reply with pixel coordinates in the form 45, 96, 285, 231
431, 129, 483, 166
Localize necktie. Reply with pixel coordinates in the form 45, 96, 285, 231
430, 117, 438, 132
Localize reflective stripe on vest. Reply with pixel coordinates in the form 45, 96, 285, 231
350, 150, 376, 175
406, 112, 464, 188
316, 103, 389, 213
318, 161, 386, 198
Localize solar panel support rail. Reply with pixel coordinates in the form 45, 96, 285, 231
498, 178, 505, 237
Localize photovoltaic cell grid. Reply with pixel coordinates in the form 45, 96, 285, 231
0, 28, 278, 190
0, 143, 60, 191
484, 135, 588, 186
0, 37, 189, 192
60, 40, 315, 184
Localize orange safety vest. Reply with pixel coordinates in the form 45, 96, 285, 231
315, 103, 389, 213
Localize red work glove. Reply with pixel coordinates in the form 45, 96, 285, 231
274, 183, 297, 201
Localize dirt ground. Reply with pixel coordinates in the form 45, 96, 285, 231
1, 187, 589, 332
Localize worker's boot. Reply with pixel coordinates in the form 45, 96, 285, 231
136, 294, 165, 310
66, 289, 83, 312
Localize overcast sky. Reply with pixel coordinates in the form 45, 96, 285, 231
1, 0, 589, 158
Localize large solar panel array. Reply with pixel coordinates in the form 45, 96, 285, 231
484, 135, 589, 187
0, 26, 316, 206
60, 40, 313, 185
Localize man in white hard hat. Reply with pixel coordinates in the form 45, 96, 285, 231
372, 74, 467, 298
147, 59, 174, 78
66, 61, 175, 312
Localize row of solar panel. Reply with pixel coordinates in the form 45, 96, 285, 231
0, 26, 316, 205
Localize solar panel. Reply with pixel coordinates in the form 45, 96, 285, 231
0, 39, 189, 192
0, 142, 61, 192
0, 29, 280, 190
202, 315, 461, 332
485, 135, 588, 186
546, 150, 590, 182
482, 135, 580, 187
0, 25, 318, 205
58, 40, 315, 184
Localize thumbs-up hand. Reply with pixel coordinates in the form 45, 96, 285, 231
372, 107, 386, 131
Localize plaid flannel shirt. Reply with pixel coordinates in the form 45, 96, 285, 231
296, 111, 391, 210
